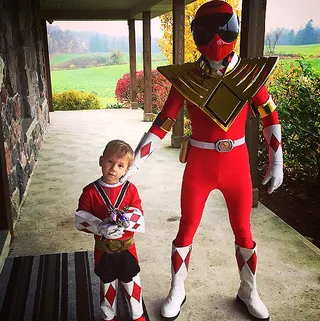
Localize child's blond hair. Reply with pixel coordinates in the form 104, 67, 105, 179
103, 140, 134, 165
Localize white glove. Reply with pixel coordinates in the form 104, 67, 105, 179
99, 224, 124, 239
120, 132, 161, 183
262, 124, 284, 194
262, 162, 283, 194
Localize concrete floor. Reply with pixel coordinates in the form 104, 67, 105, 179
8, 109, 320, 321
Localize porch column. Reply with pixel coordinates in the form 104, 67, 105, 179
142, 11, 153, 121
128, 19, 138, 109
41, 20, 53, 114
171, 0, 185, 148
240, 0, 267, 207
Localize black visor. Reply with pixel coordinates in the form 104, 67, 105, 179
191, 12, 239, 45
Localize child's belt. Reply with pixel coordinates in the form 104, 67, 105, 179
95, 236, 134, 253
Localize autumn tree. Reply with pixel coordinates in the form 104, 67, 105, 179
158, 0, 241, 63
47, 25, 87, 54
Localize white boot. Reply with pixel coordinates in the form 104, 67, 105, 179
100, 279, 118, 321
161, 243, 192, 320
235, 243, 270, 320
121, 273, 146, 321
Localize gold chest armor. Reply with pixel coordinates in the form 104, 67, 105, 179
157, 55, 278, 132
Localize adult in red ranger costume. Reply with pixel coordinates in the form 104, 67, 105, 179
121, 1, 283, 320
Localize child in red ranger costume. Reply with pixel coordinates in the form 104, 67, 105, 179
75, 140, 146, 321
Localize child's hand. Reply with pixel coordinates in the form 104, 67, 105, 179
99, 224, 124, 239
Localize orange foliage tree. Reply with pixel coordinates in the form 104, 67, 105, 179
158, 0, 241, 63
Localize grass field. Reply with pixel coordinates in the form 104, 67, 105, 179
51, 54, 168, 106
50, 53, 105, 66
50, 47, 319, 107
278, 57, 320, 71
50, 52, 166, 68
271, 44, 320, 56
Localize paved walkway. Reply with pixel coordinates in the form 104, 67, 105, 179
8, 109, 320, 321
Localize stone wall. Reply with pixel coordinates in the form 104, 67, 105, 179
0, 0, 49, 220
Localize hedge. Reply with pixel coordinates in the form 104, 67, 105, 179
53, 90, 101, 110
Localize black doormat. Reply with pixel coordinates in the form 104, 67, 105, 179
0, 251, 150, 321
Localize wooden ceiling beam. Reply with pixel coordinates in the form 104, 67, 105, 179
128, 0, 162, 19
40, 10, 129, 21
40, 1, 197, 21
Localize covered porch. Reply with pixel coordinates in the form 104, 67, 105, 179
1, 0, 269, 262
1, 109, 319, 321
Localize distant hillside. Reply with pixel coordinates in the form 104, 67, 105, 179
49, 52, 166, 70
47, 24, 161, 55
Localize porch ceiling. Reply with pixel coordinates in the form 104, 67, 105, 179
40, 0, 196, 20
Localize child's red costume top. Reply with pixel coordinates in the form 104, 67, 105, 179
76, 179, 144, 264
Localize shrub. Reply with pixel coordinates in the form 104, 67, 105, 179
54, 55, 108, 70
106, 101, 124, 109
115, 70, 171, 114
53, 90, 101, 110
110, 50, 124, 65
262, 58, 320, 182
115, 73, 132, 108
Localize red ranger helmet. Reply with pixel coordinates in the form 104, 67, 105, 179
191, 1, 239, 61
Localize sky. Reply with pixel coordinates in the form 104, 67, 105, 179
265, 0, 319, 31
53, 0, 320, 38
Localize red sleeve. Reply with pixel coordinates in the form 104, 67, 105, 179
261, 111, 280, 128
149, 85, 185, 139
129, 184, 143, 214
251, 85, 280, 128
251, 85, 269, 107
77, 185, 93, 212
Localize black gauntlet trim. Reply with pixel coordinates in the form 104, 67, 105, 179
154, 114, 176, 132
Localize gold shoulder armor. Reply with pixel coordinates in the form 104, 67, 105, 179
157, 56, 279, 131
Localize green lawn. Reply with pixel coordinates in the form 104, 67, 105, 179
51, 47, 319, 107
309, 58, 320, 71
266, 44, 320, 73
278, 57, 320, 72
50, 52, 166, 67
50, 53, 106, 66
272, 44, 320, 56
51, 56, 168, 106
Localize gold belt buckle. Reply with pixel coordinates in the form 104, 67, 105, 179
107, 240, 124, 252
216, 139, 234, 152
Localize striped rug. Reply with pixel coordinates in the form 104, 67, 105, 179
0, 251, 150, 321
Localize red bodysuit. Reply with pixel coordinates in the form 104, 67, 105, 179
152, 3, 281, 319
149, 84, 279, 249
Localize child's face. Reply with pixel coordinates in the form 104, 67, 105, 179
99, 153, 129, 184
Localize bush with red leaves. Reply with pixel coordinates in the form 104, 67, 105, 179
115, 70, 171, 114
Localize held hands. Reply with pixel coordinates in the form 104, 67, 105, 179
262, 162, 283, 194
98, 223, 124, 239
120, 132, 162, 183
